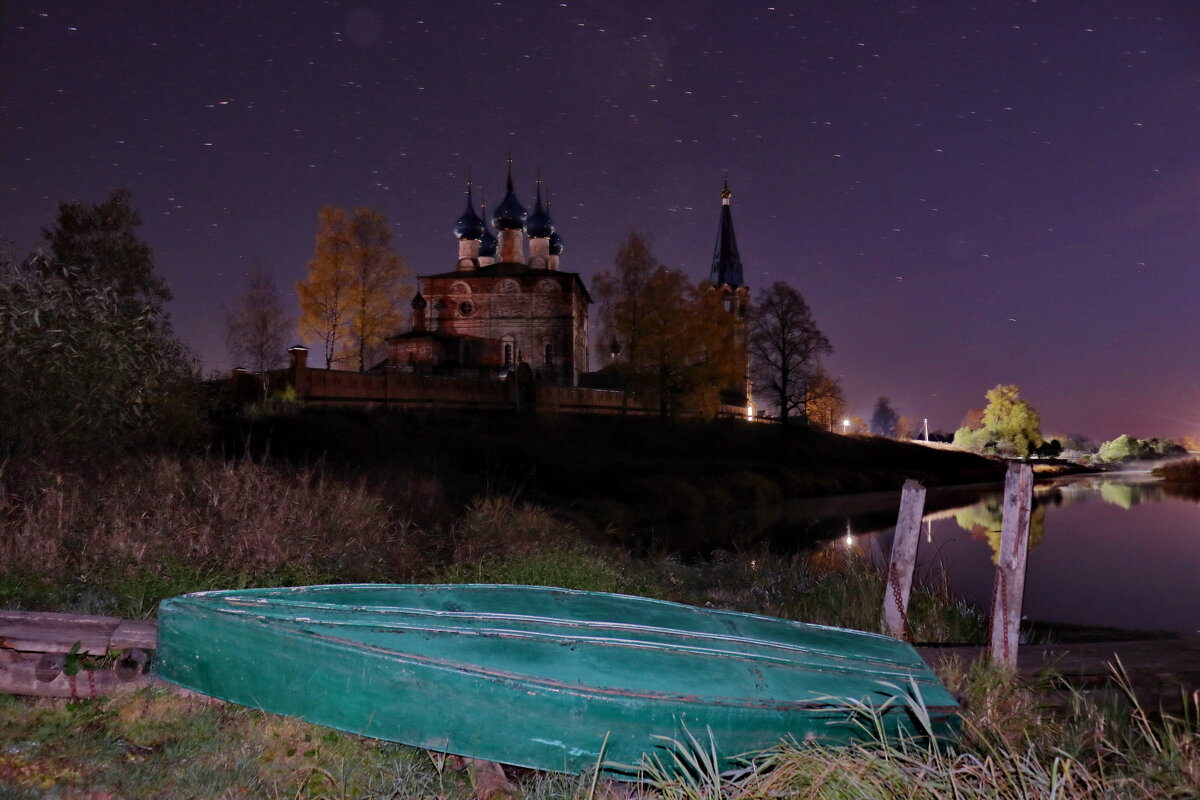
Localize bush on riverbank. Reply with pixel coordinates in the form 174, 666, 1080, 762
1153, 457, 1200, 483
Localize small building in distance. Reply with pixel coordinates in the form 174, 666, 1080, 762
385, 166, 591, 386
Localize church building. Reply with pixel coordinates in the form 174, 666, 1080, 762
385, 166, 591, 386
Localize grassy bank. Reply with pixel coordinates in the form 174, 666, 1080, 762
0, 452, 980, 641
2, 657, 1196, 798
2, 438, 1196, 798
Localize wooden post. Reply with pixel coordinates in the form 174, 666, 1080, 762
883, 479, 926, 640
988, 462, 1034, 669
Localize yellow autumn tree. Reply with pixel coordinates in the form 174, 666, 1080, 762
346, 207, 409, 371
298, 206, 354, 368
297, 206, 409, 370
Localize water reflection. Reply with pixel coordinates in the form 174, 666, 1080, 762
638, 471, 1199, 633
873, 474, 1199, 634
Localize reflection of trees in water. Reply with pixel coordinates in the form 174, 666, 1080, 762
1097, 480, 1164, 508
954, 499, 1046, 564
639, 476, 1191, 559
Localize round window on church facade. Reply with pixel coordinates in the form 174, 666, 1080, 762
458, 301, 474, 317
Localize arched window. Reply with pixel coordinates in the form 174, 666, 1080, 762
544, 343, 554, 366
502, 334, 516, 367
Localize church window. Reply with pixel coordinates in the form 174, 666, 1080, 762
458, 301, 475, 317
504, 343, 513, 366
544, 343, 554, 365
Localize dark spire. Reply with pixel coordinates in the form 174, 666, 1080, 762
523, 175, 554, 238
492, 158, 527, 230
709, 177, 744, 288
452, 176, 484, 240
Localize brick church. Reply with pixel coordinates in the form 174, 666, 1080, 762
383, 168, 749, 397
385, 166, 591, 386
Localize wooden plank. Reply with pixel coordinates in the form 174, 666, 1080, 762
112, 619, 158, 650
882, 478, 926, 640
0, 610, 156, 655
988, 463, 1033, 668
0, 622, 114, 654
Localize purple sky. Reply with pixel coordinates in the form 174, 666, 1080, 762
3, 1, 1198, 441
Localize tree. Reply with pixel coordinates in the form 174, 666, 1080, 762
297, 206, 355, 369
593, 231, 744, 417
870, 396, 899, 437
225, 258, 291, 384
955, 384, 1042, 456
1097, 434, 1186, 463
1, 195, 197, 468
801, 367, 845, 431
43, 188, 171, 310
298, 206, 409, 371
593, 230, 659, 374
346, 207, 409, 371
747, 281, 832, 426
981, 384, 1042, 456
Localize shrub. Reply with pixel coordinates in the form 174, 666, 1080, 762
1153, 458, 1200, 483
1098, 434, 1187, 463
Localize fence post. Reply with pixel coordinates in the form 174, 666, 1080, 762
883, 479, 926, 640
988, 462, 1034, 669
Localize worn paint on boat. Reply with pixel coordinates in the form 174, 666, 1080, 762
154, 584, 960, 775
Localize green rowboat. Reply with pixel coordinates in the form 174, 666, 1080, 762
155, 584, 960, 775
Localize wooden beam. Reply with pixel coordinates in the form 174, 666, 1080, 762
988, 462, 1034, 668
0, 610, 156, 655
882, 478, 926, 640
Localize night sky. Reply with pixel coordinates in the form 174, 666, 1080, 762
3, 1, 1198, 441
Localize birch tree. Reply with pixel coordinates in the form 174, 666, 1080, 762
346, 207, 409, 371
225, 258, 290, 384
297, 206, 354, 368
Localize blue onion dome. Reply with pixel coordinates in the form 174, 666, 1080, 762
523, 180, 554, 238
411, 291, 427, 310
479, 199, 498, 257
453, 181, 484, 240
491, 166, 527, 230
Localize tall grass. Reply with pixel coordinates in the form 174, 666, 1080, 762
0, 454, 423, 615
634, 665, 1200, 800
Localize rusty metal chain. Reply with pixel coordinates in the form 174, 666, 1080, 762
888, 562, 910, 642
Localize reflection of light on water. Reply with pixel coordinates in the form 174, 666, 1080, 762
844, 521, 853, 548
926, 518, 933, 543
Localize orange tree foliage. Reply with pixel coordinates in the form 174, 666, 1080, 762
297, 206, 409, 370
593, 231, 744, 417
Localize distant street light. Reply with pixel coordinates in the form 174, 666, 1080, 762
842, 418, 850, 435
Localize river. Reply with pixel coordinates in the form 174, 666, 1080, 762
820, 472, 1200, 635
652, 471, 1199, 635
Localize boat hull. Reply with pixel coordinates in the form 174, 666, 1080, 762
155, 584, 960, 775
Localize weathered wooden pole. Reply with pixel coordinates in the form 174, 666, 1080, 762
988, 462, 1034, 669
882, 479, 927, 640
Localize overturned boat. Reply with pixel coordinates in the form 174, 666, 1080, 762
155, 584, 959, 775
